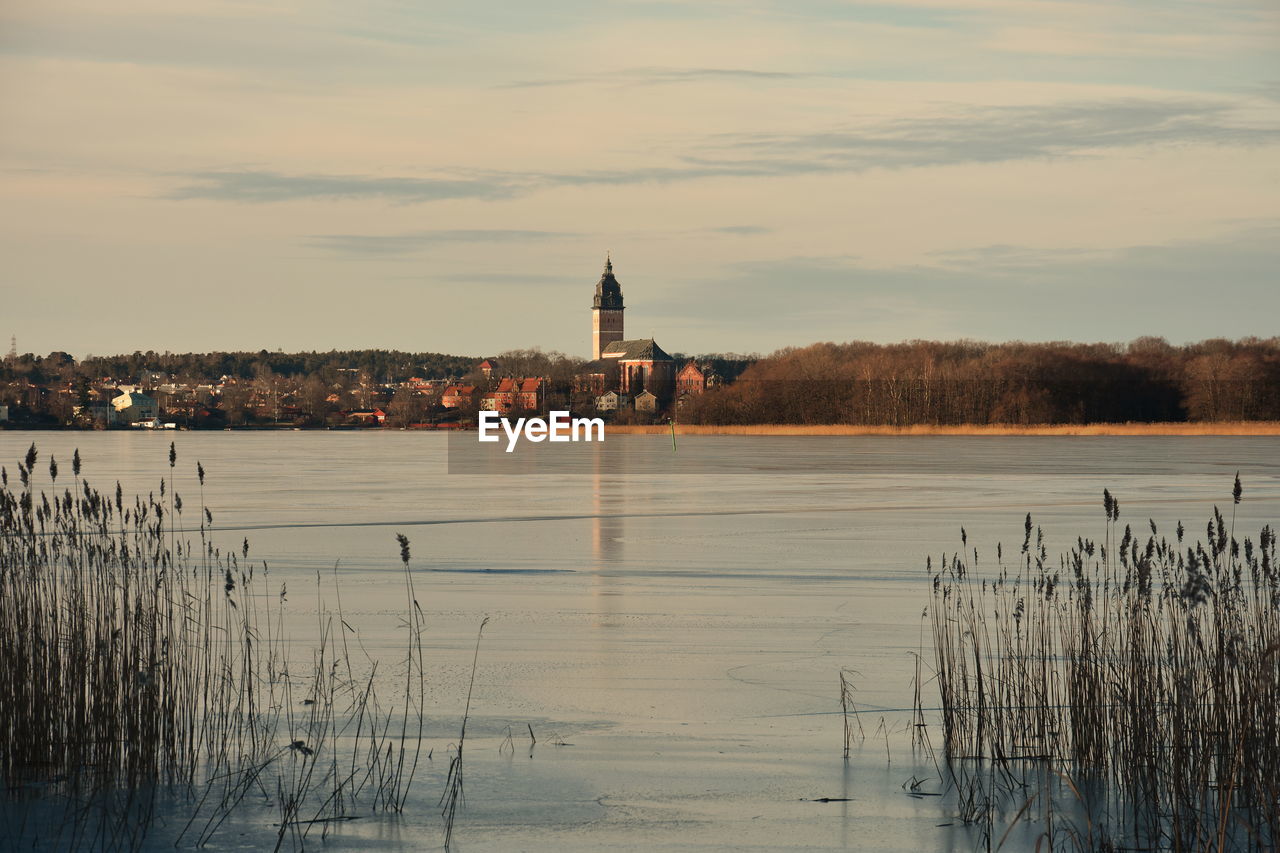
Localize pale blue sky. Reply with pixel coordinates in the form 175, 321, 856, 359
2, 0, 1277, 359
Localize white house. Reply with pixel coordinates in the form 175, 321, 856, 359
633, 389, 658, 413
595, 390, 629, 412
111, 390, 158, 424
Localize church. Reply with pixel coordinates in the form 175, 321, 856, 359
578, 256, 676, 406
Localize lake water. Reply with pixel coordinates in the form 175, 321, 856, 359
4, 432, 1279, 851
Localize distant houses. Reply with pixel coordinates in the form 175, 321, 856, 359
483, 377, 544, 414
0, 257, 743, 429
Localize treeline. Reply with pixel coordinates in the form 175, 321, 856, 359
670, 353, 757, 384
680, 338, 1280, 425
459, 349, 757, 388
8, 339, 1280, 427
2, 349, 479, 385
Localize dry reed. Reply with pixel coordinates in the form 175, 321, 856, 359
608, 422, 1280, 437
0, 444, 431, 851
928, 476, 1279, 851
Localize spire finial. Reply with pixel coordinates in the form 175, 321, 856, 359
605, 251, 612, 274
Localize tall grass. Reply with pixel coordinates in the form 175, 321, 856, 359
0, 443, 431, 850
929, 477, 1279, 850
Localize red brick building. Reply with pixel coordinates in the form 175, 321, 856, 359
441, 385, 477, 408
579, 257, 676, 405
600, 339, 675, 396
486, 377, 544, 414
676, 362, 709, 397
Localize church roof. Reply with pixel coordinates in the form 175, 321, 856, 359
580, 358, 616, 374
592, 254, 624, 311
601, 338, 673, 362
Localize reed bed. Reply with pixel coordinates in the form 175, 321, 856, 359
929, 477, 1279, 851
0, 443, 430, 851
609, 422, 1280, 436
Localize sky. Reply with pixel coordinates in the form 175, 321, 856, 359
2, 0, 1278, 360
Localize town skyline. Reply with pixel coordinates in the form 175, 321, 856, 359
3, 1, 1279, 359
3, 234, 1279, 428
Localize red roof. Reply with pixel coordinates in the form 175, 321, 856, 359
494, 377, 543, 393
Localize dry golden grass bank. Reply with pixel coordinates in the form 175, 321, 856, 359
606, 421, 1280, 437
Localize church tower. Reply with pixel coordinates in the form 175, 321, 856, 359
591, 254, 625, 359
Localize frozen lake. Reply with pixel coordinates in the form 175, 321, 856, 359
4, 432, 1278, 851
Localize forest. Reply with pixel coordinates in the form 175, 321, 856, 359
678, 337, 1280, 425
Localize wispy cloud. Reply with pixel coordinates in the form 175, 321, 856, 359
925, 244, 1108, 270
305, 229, 576, 256
715, 98, 1280, 172
164, 170, 520, 203
439, 271, 571, 285
708, 225, 772, 235
7, 0, 1279, 357
166, 97, 1278, 205
496, 66, 813, 89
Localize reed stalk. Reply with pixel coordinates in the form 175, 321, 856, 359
0, 445, 434, 851
929, 477, 1279, 851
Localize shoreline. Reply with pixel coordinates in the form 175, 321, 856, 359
5, 421, 1280, 437
605, 422, 1280, 437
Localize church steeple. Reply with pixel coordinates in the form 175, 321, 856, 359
593, 253, 624, 311
591, 254, 625, 359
